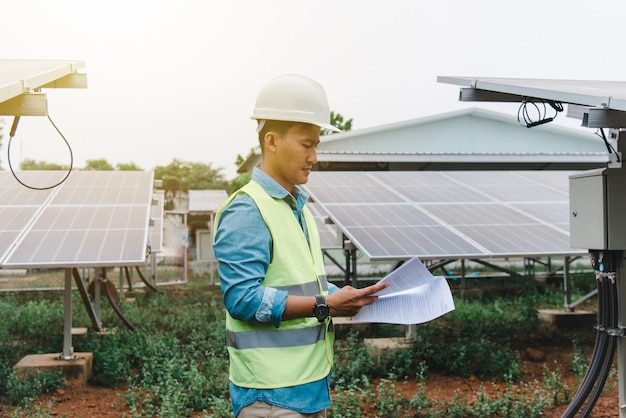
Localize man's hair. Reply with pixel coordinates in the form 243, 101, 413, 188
258, 120, 296, 153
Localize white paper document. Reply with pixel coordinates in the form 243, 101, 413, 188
351, 257, 455, 325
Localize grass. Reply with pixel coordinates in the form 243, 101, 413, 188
0, 264, 607, 417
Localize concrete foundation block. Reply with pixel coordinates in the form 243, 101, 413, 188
538, 309, 596, 328
14, 352, 93, 384
364, 337, 412, 362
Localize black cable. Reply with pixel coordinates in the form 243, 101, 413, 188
561, 255, 609, 417
595, 128, 621, 163
579, 253, 620, 416
6, 114, 74, 190
517, 98, 563, 128
135, 266, 159, 293
101, 277, 138, 332
579, 272, 617, 416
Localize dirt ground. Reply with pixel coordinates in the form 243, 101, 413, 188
4, 343, 619, 417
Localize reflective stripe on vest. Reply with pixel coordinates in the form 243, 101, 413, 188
275, 278, 328, 295
214, 180, 333, 389
227, 322, 327, 349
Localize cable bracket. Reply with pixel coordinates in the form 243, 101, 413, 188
595, 325, 624, 337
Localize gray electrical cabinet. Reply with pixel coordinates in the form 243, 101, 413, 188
569, 166, 626, 250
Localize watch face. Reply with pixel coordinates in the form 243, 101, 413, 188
314, 305, 329, 321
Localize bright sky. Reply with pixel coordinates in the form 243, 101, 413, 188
2, 0, 625, 179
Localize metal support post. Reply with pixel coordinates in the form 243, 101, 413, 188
95, 268, 102, 321
61, 268, 73, 360
460, 259, 466, 290
406, 324, 417, 341
151, 252, 157, 285
563, 256, 572, 312
183, 213, 188, 283
118, 267, 125, 301
351, 248, 358, 288
343, 240, 357, 286
209, 212, 215, 285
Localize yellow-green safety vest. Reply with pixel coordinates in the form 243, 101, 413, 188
214, 180, 334, 389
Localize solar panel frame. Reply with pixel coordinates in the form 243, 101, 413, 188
150, 192, 164, 253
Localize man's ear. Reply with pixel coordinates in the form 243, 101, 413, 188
264, 131, 278, 153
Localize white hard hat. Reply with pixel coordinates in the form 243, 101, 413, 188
251, 74, 341, 133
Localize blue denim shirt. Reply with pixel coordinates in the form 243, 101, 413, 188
214, 168, 338, 417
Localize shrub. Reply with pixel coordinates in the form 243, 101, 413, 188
4, 369, 64, 405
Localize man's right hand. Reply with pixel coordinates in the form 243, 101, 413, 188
326, 281, 388, 317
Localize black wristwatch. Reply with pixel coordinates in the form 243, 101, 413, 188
313, 295, 330, 323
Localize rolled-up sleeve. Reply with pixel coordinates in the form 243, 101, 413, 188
214, 195, 287, 326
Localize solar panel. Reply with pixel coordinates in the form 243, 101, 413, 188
303, 171, 585, 261
306, 202, 342, 250
0, 171, 154, 269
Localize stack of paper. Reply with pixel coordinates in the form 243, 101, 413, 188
351, 257, 455, 325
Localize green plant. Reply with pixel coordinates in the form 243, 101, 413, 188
372, 378, 411, 418
329, 377, 372, 418
3, 401, 58, 418
569, 343, 589, 379
378, 345, 421, 380
541, 365, 571, 406
332, 330, 377, 387
3, 369, 64, 405
124, 332, 229, 416
0, 266, 607, 416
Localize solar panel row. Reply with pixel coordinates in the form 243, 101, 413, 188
303, 171, 584, 261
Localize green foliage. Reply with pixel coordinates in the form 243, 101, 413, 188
321, 111, 353, 136
569, 343, 589, 379
426, 337, 521, 381
83, 158, 114, 170
332, 331, 377, 386
0, 296, 64, 357
228, 172, 251, 195
20, 158, 142, 171
541, 366, 571, 405
78, 331, 141, 387
3, 369, 64, 405
234, 147, 256, 167
124, 332, 230, 417
115, 161, 143, 171
0, 272, 602, 416
154, 158, 228, 192
20, 159, 69, 170
407, 295, 545, 381
329, 377, 372, 418
372, 379, 412, 418
427, 386, 551, 418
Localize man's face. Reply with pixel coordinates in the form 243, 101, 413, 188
267, 123, 320, 192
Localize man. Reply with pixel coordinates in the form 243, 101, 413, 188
213, 74, 387, 418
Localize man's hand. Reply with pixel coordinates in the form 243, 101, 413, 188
326, 281, 389, 317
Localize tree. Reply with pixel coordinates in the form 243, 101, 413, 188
116, 162, 143, 171
83, 158, 114, 170
227, 172, 251, 195
153, 158, 227, 193
20, 159, 69, 170
321, 111, 353, 135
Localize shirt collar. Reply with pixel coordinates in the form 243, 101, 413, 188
252, 167, 309, 211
